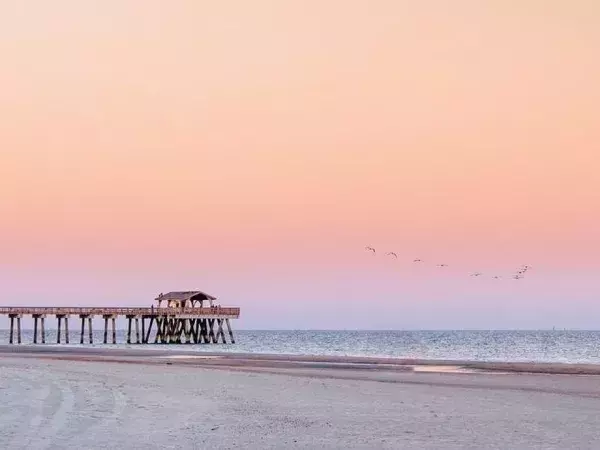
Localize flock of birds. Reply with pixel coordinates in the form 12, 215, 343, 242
364, 246, 532, 280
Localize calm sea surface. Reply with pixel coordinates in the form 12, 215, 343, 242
2, 329, 600, 364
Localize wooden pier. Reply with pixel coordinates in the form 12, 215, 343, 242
1, 291, 240, 345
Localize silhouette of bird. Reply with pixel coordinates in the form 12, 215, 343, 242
515, 265, 531, 276
437, 264, 448, 267
365, 246, 376, 254
413, 259, 423, 263
386, 252, 398, 259
471, 272, 483, 277
492, 276, 502, 279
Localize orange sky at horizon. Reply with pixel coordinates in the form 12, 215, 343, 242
1, 1, 599, 327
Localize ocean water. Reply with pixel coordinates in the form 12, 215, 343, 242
2, 329, 600, 364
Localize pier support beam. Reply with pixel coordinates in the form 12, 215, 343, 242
226, 318, 235, 344
89, 317, 93, 344
141, 316, 147, 344
189, 319, 199, 343
196, 319, 209, 344
33, 315, 39, 344
208, 319, 217, 343
9, 314, 22, 344
9, 315, 14, 344
145, 317, 154, 344
215, 319, 226, 344
103, 316, 108, 344
56, 315, 70, 344
126, 315, 132, 344
126, 315, 141, 344
135, 317, 140, 344
57, 315, 62, 343
153, 317, 162, 344
184, 319, 192, 344
102, 315, 117, 344
79, 315, 94, 344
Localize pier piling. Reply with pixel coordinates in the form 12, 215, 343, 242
79, 314, 94, 344
16, 316, 21, 344
9, 314, 23, 344
57, 315, 62, 344
103, 316, 109, 344
226, 318, 235, 344
80, 315, 86, 344
145, 317, 154, 344
33, 316, 39, 344
88, 317, 93, 344
102, 315, 117, 344
9, 315, 14, 344
135, 317, 140, 344
56, 315, 69, 344
126, 315, 133, 344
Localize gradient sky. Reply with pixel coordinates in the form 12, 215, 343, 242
1, 1, 599, 329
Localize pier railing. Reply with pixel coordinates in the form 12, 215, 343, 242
0, 306, 240, 318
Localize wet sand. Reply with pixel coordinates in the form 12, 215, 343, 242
4, 344, 600, 375
2, 347, 600, 449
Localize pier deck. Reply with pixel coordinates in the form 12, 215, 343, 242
0, 307, 240, 318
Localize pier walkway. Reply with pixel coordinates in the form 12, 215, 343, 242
0, 306, 240, 318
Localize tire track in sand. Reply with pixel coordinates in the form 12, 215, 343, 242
50, 370, 130, 449
1, 362, 76, 450
1, 365, 57, 449
1, 358, 131, 450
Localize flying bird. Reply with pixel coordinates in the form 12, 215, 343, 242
470, 272, 483, 277
437, 264, 448, 267
365, 246, 376, 254
386, 252, 398, 259
492, 276, 502, 279
413, 259, 423, 263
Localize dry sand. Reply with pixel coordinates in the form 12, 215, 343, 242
1, 347, 600, 449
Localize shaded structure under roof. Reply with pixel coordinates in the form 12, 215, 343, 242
155, 291, 216, 308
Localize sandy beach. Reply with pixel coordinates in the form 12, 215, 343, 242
1, 347, 600, 449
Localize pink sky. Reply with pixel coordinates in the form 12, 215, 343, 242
1, 1, 599, 329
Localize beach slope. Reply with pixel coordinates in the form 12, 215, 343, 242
2, 350, 600, 449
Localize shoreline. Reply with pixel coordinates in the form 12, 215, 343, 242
3, 344, 600, 376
